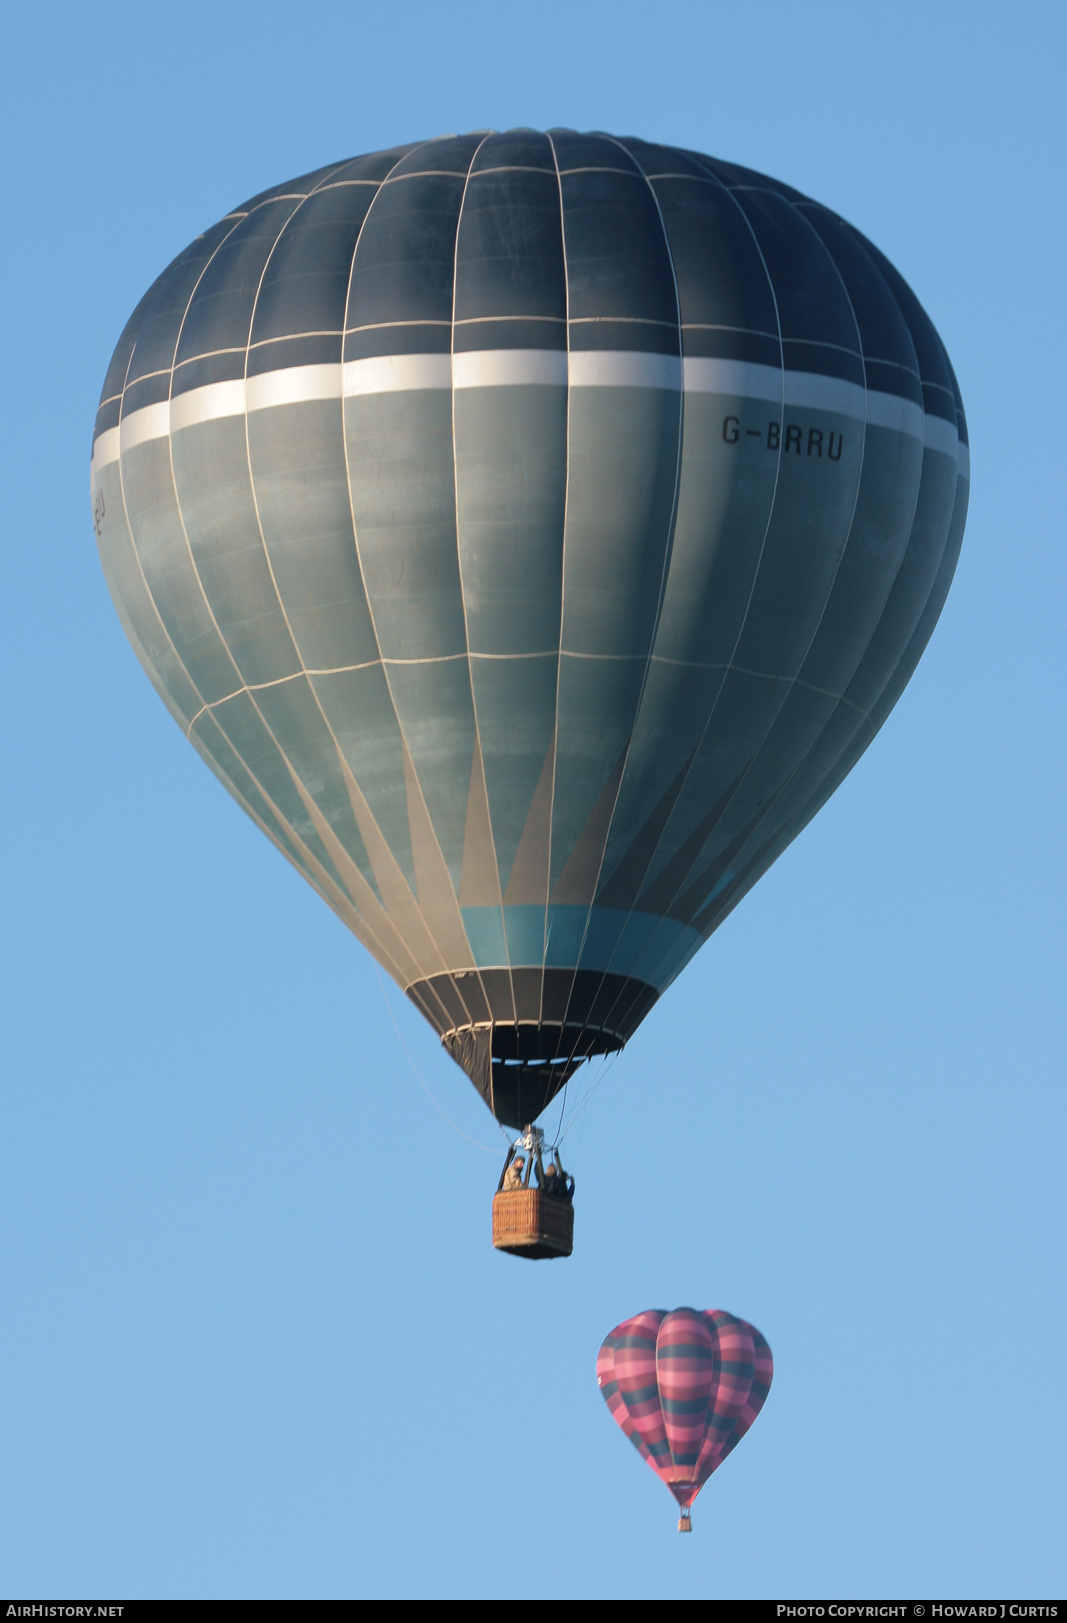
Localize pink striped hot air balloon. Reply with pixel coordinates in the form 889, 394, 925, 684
597, 1308, 772, 1531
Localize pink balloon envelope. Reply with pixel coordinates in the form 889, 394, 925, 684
597, 1308, 773, 1528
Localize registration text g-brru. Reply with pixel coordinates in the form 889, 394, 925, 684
723, 415, 845, 458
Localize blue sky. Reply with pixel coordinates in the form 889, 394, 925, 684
2, 0, 1064, 1599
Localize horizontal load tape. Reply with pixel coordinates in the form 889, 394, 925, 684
91, 355, 960, 479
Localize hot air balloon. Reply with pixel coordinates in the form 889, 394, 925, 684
91, 131, 968, 1250
597, 1308, 772, 1530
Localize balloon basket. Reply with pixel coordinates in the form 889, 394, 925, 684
492, 1189, 573, 1259
678, 1515, 692, 1533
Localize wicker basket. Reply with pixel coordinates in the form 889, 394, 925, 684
492, 1188, 574, 1259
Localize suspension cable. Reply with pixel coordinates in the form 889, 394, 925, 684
374, 966, 506, 1154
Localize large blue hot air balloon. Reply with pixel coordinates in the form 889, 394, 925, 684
91, 130, 969, 1131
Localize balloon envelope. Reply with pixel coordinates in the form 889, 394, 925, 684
91, 131, 969, 1125
597, 1307, 773, 1515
